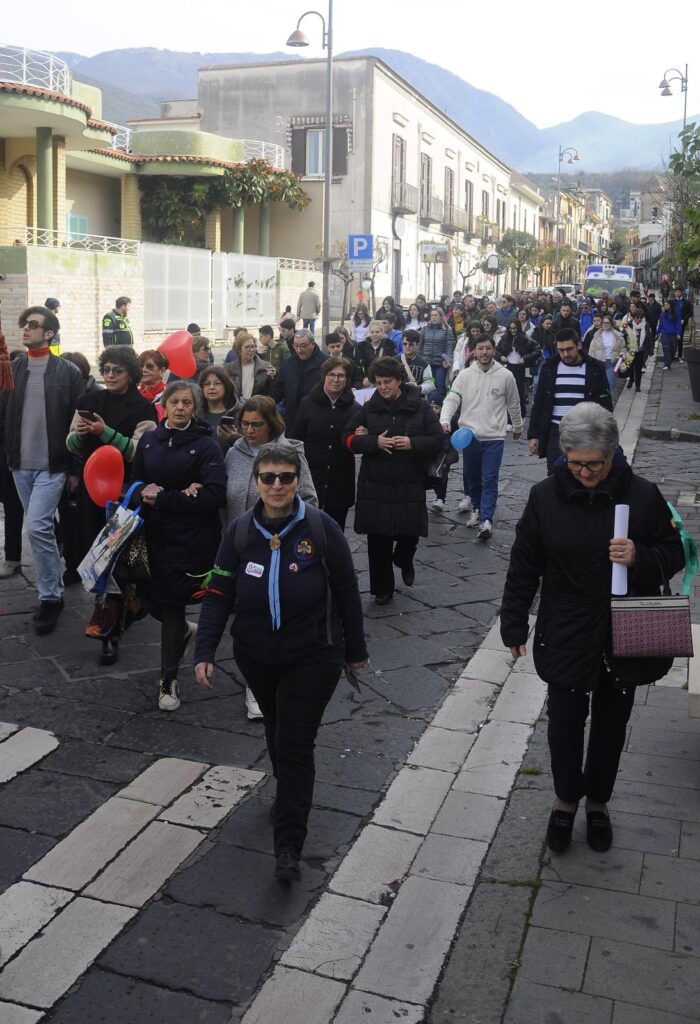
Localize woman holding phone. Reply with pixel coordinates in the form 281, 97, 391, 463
199, 365, 240, 451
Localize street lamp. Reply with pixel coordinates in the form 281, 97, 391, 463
554, 146, 580, 284
659, 64, 689, 137
287, 1, 334, 339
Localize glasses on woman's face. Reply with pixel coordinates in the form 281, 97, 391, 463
566, 459, 605, 473
326, 372, 347, 381
241, 419, 265, 431
102, 365, 127, 377
256, 471, 298, 486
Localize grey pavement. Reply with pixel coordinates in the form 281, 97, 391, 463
0, 350, 698, 1022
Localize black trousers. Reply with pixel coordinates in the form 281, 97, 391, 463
545, 424, 561, 475
366, 533, 418, 596
506, 363, 527, 416
323, 506, 349, 531
150, 602, 187, 681
0, 463, 23, 562
234, 645, 343, 856
546, 677, 636, 804
628, 352, 646, 389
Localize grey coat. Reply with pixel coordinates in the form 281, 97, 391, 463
224, 433, 318, 523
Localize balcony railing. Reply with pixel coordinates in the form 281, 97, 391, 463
242, 140, 285, 168
441, 205, 470, 233
578, 240, 589, 254
109, 124, 133, 154
420, 193, 444, 224
278, 257, 316, 271
0, 45, 71, 95
391, 180, 419, 215
23, 226, 141, 256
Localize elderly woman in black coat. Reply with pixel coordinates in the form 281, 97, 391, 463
131, 380, 226, 712
292, 356, 360, 530
343, 356, 443, 603
500, 403, 684, 855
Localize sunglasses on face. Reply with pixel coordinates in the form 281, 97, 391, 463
255, 471, 298, 486
102, 365, 128, 376
22, 320, 46, 331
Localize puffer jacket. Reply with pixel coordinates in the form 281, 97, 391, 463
130, 418, 226, 605
292, 383, 360, 511
500, 451, 685, 689
420, 322, 455, 363
343, 384, 442, 537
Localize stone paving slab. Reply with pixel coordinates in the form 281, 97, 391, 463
585, 937, 700, 1019
518, 925, 590, 990
680, 821, 700, 861
372, 764, 453, 835
640, 852, 700, 905
612, 1004, 700, 1024
334, 990, 424, 1024
0, 881, 72, 968
453, 719, 532, 798
430, 678, 497, 732
0, 725, 58, 783
0, 896, 136, 1009
352, 875, 470, 1004
532, 880, 676, 949
0, 1004, 44, 1024
505, 978, 613, 1024
158, 765, 264, 828
118, 755, 205, 805
432, 789, 505, 842
281, 892, 386, 980
406, 724, 477, 772
84, 820, 206, 908
329, 823, 423, 904
541, 841, 644, 894
240, 966, 345, 1024
409, 832, 486, 886
0, 723, 19, 742
0, 769, 117, 836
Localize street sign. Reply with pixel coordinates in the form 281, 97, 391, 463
348, 234, 374, 271
421, 243, 449, 264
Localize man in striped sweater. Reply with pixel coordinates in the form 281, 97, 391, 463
528, 329, 612, 474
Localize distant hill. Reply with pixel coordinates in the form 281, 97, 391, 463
52, 46, 697, 173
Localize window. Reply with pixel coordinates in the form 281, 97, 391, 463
523, 210, 528, 233
392, 134, 406, 187
496, 198, 501, 228
444, 167, 455, 209
481, 189, 490, 240
306, 129, 324, 176
465, 179, 473, 220
421, 153, 432, 201
291, 126, 348, 177
67, 213, 88, 240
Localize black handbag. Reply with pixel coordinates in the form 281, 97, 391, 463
424, 447, 459, 489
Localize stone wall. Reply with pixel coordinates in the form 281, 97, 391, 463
0, 246, 144, 364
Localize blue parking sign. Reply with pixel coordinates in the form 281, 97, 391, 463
348, 234, 373, 270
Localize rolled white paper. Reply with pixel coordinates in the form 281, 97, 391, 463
612, 503, 630, 595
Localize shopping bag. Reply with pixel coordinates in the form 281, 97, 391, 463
78, 481, 144, 593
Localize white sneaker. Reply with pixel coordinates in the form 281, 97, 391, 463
431, 498, 445, 513
458, 497, 473, 513
158, 677, 180, 711
477, 519, 493, 541
0, 560, 20, 578
467, 510, 480, 528
245, 685, 263, 720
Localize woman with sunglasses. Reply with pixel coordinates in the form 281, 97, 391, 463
225, 395, 317, 718
131, 380, 226, 711
66, 347, 157, 654
195, 441, 367, 883
138, 349, 169, 421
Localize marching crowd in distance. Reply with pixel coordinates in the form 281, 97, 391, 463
0, 279, 692, 879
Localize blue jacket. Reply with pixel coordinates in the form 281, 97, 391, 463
420, 322, 455, 363
658, 309, 681, 335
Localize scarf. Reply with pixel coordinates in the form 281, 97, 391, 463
253, 499, 306, 629
28, 346, 51, 358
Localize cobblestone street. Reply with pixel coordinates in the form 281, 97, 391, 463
1, 357, 699, 1023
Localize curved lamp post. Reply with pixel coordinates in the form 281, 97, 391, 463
554, 146, 581, 284
287, 2, 334, 339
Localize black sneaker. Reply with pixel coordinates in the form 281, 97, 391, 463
275, 851, 301, 882
34, 599, 64, 635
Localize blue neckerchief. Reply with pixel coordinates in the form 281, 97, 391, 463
253, 499, 306, 629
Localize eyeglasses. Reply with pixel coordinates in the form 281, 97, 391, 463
565, 459, 605, 473
256, 471, 298, 486
240, 420, 265, 430
326, 373, 348, 380
102, 365, 128, 377
21, 320, 46, 331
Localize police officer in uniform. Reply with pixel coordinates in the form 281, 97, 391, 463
102, 296, 134, 346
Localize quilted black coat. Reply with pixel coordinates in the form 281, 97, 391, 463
292, 383, 360, 512
500, 453, 685, 689
343, 385, 442, 537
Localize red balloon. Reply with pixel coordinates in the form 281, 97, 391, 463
159, 330, 195, 378
83, 446, 124, 507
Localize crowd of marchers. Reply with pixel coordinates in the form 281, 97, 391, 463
0, 279, 691, 879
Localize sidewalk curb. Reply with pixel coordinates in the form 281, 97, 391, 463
640, 425, 700, 443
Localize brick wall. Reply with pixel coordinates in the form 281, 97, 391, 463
120, 174, 142, 241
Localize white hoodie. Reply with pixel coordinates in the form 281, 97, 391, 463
440, 361, 523, 440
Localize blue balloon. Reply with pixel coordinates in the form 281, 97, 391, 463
450, 427, 474, 450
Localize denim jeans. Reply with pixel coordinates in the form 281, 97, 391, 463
660, 333, 677, 368
429, 364, 448, 403
302, 318, 316, 335
462, 438, 504, 523
603, 359, 616, 394
12, 469, 66, 601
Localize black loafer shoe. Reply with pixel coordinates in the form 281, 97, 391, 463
99, 639, 119, 666
275, 851, 301, 882
546, 808, 576, 853
586, 810, 612, 852
401, 563, 415, 587
374, 593, 393, 605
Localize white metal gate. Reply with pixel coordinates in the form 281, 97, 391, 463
212, 252, 277, 335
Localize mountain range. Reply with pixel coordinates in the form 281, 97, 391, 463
53, 46, 696, 173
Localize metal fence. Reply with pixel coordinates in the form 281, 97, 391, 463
0, 45, 71, 94
142, 243, 278, 333
23, 226, 141, 255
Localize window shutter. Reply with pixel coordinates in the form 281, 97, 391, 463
291, 129, 306, 175
332, 126, 348, 176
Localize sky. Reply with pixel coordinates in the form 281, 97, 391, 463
4, 0, 698, 129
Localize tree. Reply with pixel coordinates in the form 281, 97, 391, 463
668, 122, 700, 287
314, 240, 356, 322
496, 230, 541, 288
607, 225, 627, 264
